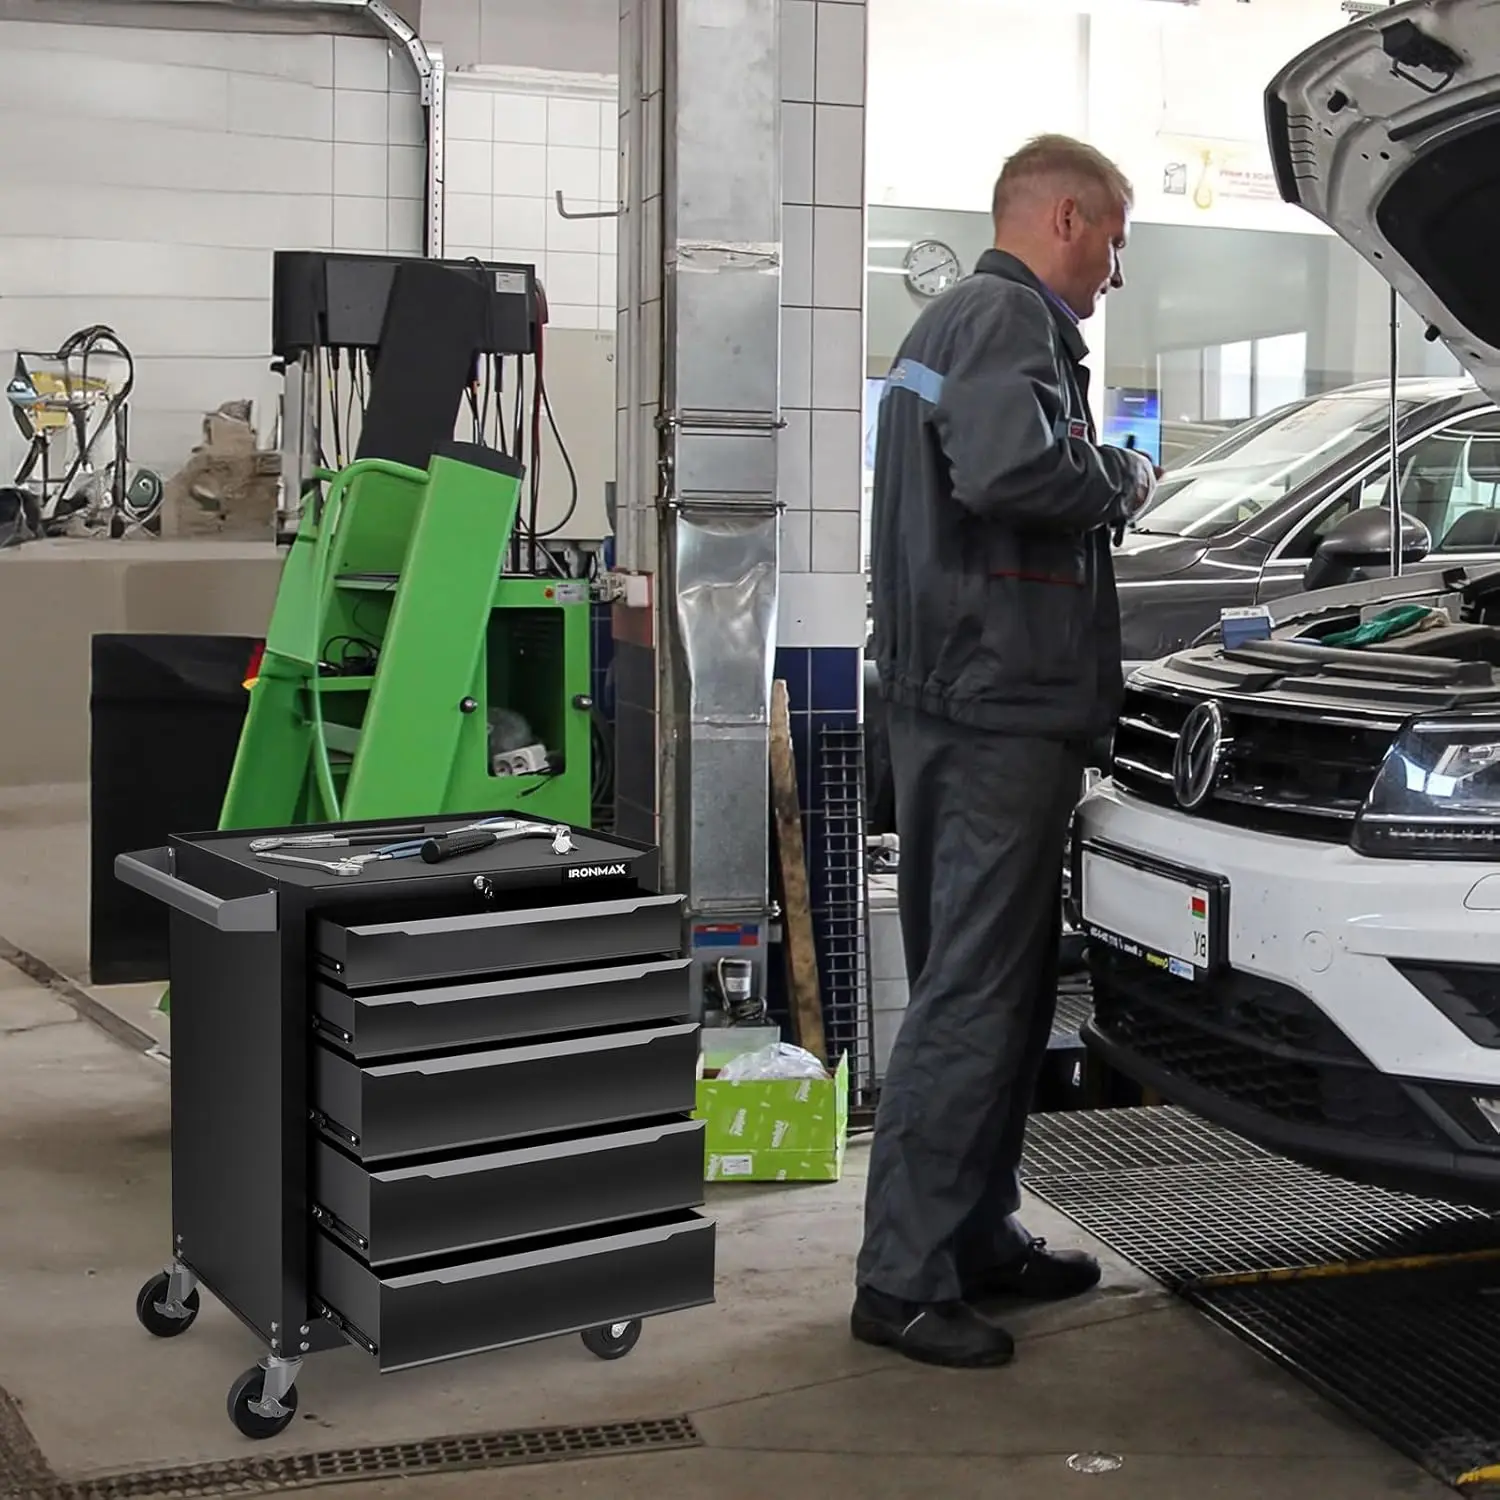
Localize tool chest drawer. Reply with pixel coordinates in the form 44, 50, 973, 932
314, 1210, 717, 1372
313, 893, 685, 990
312, 956, 693, 1061
312, 1118, 706, 1266
312, 1022, 700, 1162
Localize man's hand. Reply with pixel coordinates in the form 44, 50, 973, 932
1121, 447, 1158, 518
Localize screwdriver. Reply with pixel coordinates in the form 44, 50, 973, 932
419, 822, 574, 863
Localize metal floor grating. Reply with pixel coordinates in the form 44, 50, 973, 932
0, 1414, 700, 1500
1048, 983, 1093, 1049
1199, 1272, 1500, 1488
1022, 1107, 1496, 1284
1021, 1106, 1500, 1489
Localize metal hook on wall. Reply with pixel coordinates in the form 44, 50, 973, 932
555, 191, 620, 222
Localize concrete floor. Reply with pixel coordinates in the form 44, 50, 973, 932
0, 786, 1458, 1498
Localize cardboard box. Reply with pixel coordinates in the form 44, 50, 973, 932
695, 1053, 849, 1182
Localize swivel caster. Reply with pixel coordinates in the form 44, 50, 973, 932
581, 1320, 642, 1360
135, 1268, 200, 1338
227, 1356, 301, 1439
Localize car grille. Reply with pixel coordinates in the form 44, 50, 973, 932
1110, 685, 1394, 842
1087, 948, 1442, 1146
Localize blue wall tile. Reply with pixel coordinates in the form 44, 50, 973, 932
774, 646, 811, 714
811, 646, 859, 714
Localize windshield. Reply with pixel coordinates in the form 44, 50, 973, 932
1131, 393, 1423, 539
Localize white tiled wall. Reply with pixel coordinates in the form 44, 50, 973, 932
0, 20, 425, 476
777, 0, 868, 650
442, 68, 619, 333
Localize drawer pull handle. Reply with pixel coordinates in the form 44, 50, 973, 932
384, 1219, 705, 1288
347, 894, 682, 940
372, 1120, 704, 1181
367, 1023, 695, 1077
397, 959, 685, 1007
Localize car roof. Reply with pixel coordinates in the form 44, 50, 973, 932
1335, 375, 1486, 405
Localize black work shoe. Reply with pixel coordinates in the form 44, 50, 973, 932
850, 1285, 1015, 1368
965, 1238, 1102, 1303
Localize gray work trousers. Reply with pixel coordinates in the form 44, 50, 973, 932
856, 700, 1087, 1304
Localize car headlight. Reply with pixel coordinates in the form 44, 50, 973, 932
1353, 716, 1500, 858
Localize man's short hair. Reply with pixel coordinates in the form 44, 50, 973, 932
991, 134, 1134, 226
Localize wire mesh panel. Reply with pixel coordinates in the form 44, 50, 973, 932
817, 724, 874, 1105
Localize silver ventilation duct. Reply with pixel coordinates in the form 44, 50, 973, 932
617, 0, 782, 1018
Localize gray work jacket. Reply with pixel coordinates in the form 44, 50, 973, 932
868, 249, 1140, 742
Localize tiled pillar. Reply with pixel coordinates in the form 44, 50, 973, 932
771, 0, 870, 1074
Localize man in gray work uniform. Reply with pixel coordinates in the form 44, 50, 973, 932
853, 135, 1158, 1369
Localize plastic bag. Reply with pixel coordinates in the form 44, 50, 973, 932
717, 1042, 829, 1082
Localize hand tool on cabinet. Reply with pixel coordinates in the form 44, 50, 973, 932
249, 824, 428, 852
254, 850, 366, 876
420, 822, 574, 863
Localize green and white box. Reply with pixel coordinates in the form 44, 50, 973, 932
695, 1053, 850, 1182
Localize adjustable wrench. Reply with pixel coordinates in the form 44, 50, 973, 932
254, 850, 365, 876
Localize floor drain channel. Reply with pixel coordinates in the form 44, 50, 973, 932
2, 1416, 700, 1500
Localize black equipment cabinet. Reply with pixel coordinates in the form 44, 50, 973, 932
116, 813, 715, 1440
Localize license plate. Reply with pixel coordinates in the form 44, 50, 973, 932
1079, 841, 1227, 981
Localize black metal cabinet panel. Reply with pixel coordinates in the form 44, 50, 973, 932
312, 956, 693, 1060
314, 894, 686, 990
313, 1023, 701, 1162
312, 1119, 707, 1266
314, 1211, 718, 1372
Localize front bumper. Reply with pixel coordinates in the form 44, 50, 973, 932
1075, 781, 1500, 1204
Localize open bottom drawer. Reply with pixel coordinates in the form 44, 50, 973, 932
313, 1118, 707, 1265
314, 1211, 717, 1371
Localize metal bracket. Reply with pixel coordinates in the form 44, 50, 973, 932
250, 1354, 302, 1420
556, 191, 620, 222
318, 1301, 379, 1357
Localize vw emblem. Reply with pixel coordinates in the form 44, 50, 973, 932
1173, 701, 1227, 811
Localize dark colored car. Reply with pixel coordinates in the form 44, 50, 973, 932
1116, 376, 1500, 671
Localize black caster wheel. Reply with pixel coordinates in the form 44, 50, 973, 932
227, 1367, 299, 1439
581, 1320, 642, 1361
135, 1272, 200, 1338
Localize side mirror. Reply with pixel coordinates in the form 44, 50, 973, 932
1303, 507, 1432, 591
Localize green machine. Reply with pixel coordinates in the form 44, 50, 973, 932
221, 451, 595, 834
157, 252, 599, 1014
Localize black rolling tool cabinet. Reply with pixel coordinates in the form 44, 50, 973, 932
115, 813, 715, 1440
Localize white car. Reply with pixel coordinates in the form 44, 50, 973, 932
1074, 0, 1500, 1206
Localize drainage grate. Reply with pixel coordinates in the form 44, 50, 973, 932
1195, 1270, 1500, 1486
1021, 1106, 1500, 1488
1021, 1106, 1495, 1285
1023, 1102, 1263, 1178
1049, 982, 1093, 1048
1, 1415, 700, 1500
0, 1386, 55, 1497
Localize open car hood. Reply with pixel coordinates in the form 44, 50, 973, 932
1266, 0, 1500, 406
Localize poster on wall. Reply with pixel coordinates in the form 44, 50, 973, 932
1158, 135, 1279, 213
1103, 388, 1162, 465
